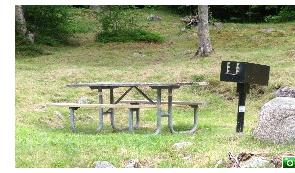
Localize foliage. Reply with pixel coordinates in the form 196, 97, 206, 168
97, 6, 164, 43
265, 6, 295, 23
97, 29, 164, 43
23, 6, 98, 45
24, 6, 72, 41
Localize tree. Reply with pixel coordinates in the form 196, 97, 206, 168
15, 5, 27, 36
195, 5, 213, 57
15, 5, 34, 43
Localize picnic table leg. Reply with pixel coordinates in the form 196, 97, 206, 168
109, 88, 116, 129
187, 106, 198, 134
128, 108, 134, 132
167, 88, 176, 133
97, 88, 104, 132
135, 108, 140, 129
155, 88, 162, 134
69, 107, 77, 132
177, 105, 199, 134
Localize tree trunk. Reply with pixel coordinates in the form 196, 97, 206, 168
15, 5, 27, 36
195, 5, 213, 57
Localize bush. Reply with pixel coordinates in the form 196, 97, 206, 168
96, 6, 164, 43
24, 6, 72, 42
97, 29, 164, 43
265, 6, 295, 22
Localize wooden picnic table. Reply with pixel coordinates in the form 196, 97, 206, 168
66, 82, 207, 134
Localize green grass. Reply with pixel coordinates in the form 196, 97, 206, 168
15, 8, 295, 168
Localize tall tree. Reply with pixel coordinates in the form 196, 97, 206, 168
195, 5, 213, 57
15, 5, 27, 36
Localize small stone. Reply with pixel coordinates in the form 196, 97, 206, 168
147, 14, 162, 21
125, 159, 142, 168
94, 161, 115, 168
133, 52, 145, 58
34, 105, 46, 112
173, 141, 193, 149
214, 159, 224, 168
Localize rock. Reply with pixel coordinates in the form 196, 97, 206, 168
34, 104, 46, 112
147, 14, 162, 21
258, 28, 276, 33
77, 96, 89, 104
94, 161, 115, 168
253, 97, 295, 144
258, 28, 286, 36
173, 141, 193, 149
240, 156, 275, 168
133, 52, 145, 58
125, 159, 142, 168
275, 86, 295, 98
214, 159, 225, 168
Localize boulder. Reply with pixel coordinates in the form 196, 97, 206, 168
239, 156, 275, 168
275, 86, 295, 98
253, 97, 295, 144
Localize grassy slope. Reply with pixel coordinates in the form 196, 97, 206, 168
15, 9, 295, 167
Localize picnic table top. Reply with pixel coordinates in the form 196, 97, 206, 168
66, 82, 208, 89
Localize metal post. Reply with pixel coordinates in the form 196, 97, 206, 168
128, 108, 134, 132
155, 88, 162, 134
97, 88, 104, 131
135, 109, 140, 129
236, 83, 248, 133
167, 88, 175, 133
110, 88, 115, 129
69, 107, 77, 132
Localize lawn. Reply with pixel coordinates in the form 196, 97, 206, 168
15, 8, 295, 168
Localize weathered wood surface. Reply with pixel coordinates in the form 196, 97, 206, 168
66, 82, 208, 88
120, 100, 207, 106
47, 103, 158, 108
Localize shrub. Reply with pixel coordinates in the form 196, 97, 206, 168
97, 29, 163, 43
24, 6, 72, 42
96, 6, 164, 43
265, 6, 295, 22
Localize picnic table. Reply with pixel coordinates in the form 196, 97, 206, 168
49, 82, 208, 134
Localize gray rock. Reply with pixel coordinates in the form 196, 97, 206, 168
214, 159, 224, 168
240, 156, 275, 168
125, 159, 141, 168
133, 52, 145, 58
147, 14, 162, 21
173, 141, 193, 149
94, 161, 115, 168
258, 28, 276, 33
253, 97, 295, 144
77, 96, 89, 104
275, 86, 295, 98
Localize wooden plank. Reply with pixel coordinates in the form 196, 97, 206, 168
120, 100, 207, 106
47, 103, 158, 108
66, 82, 208, 88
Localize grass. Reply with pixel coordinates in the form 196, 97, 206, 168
15, 8, 295, 168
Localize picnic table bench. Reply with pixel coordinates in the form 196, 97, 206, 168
47, 82, 208, 134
